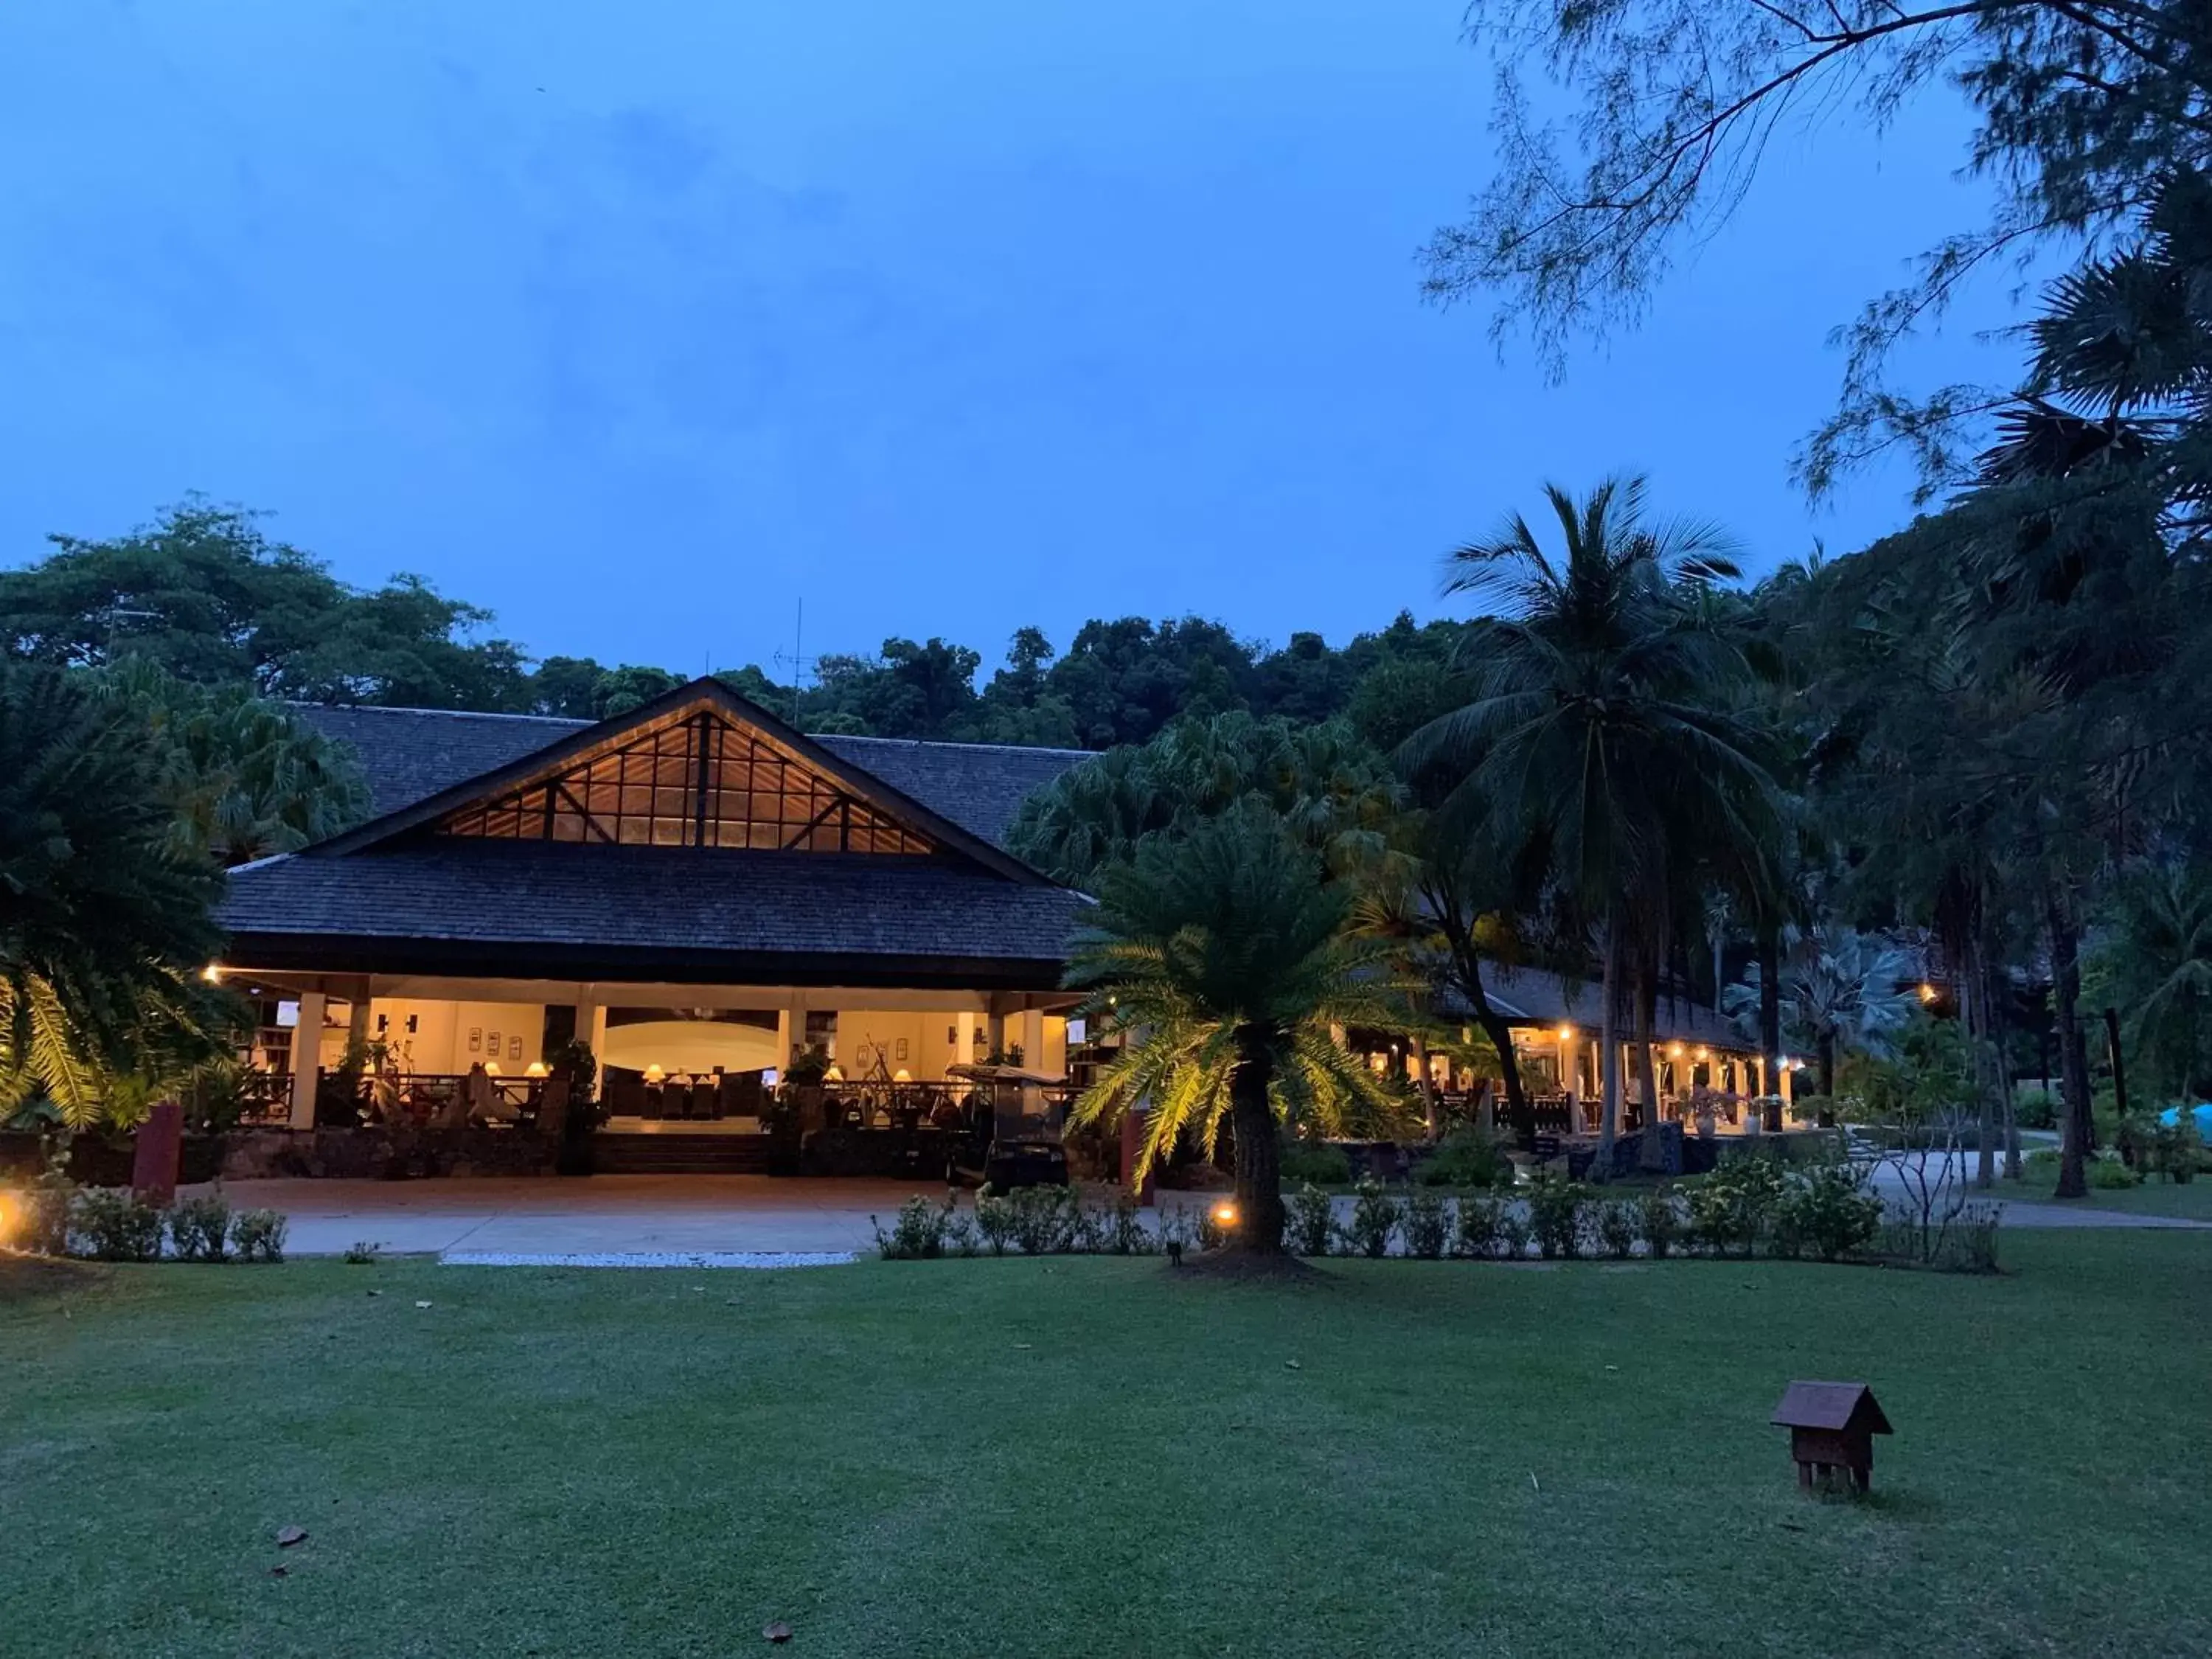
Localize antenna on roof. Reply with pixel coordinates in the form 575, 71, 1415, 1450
772, 598, 817, 728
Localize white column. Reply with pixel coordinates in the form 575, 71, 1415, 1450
1018, 1007, 1045, 1073
289, 990, 327, 1130
955, 1010, 978, 1067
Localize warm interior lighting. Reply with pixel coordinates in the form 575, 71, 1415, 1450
1918, 981, 1938, 1004
823, 1063, 844, 1083
1668, 1042, 1685, 1058
199, 962, 223, 984
1557, 1025, 1575, 1042
525, 1060, 549, 1079
643, 1063, 664, 1084
1694, 1047, 1709, 1062
484, 1060, 501, 1076
0, 1188, 21, 1248
892, 1068, 913, 1082
1211, 1200, 1239, 1229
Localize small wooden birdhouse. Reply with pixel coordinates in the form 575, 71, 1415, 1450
1770, 1380, 1893, 1494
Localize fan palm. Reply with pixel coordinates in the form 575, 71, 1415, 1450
1066, 800, 1413, 1253
0, 663, 232, 1124
1404, 477, 1781, 1163
1723, 926, 1919, 1099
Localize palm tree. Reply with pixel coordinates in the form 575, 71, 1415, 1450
1066, 801, 1412, 1253
0, 664, 232, 1124
1723, 925, 1920, 1098
96, 661, 369, 866
1405, 476, 1781, 1167
2090, 861, 2212, 1102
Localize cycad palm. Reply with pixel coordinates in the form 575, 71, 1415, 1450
1068, 801, 1411, 1253
0, 664, 231, 1123
1405, 476, 1780, 1161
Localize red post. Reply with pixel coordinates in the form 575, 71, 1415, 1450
132, 1099, 184, 1206
1120, 1108, 1155, 1206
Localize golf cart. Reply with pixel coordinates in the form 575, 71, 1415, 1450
944, 1062, 1071, 1190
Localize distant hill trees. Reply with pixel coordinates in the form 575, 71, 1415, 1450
0, 498, 1469, 751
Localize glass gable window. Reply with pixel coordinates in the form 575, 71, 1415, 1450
435, 706, 933, 854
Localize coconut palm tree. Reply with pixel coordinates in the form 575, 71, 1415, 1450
0, 663, 232, 1124
1066, 800, 1413, 1253
1404, 476, 1782, 1166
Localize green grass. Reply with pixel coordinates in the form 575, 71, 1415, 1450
5, 1235, 2208, 1658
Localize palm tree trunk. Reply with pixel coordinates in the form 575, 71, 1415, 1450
1634, 956, 1662, 1170
2048, 888, 2093, 1200
1451, 947, 1530, 1140
1967, 932, 1995, 1190
1757, 919, 1783, 1097
1230, 1032, 1286, 1253
1596, 919, 1622, 1175
1987, 956, 2022, 1180
1816, 1029, 1836, 1101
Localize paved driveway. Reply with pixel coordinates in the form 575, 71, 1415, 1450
204, 1175, 950, 1257
1860, 1152, 2212, 1228
202, 1166, 2208, 1259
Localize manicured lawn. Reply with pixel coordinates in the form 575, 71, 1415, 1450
5, 1234, 2208, 1658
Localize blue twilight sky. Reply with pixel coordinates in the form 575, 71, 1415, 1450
1, 1, 2021, 681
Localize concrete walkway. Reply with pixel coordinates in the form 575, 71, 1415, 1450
1862, 1152, 2212, 1228
205, 1175, 943, 1257
201, 1169, 2210, 1258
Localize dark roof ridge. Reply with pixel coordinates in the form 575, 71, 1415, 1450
282, 700, 590, 728
821, 733, 1096, 758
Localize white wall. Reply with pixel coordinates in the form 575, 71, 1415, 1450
369, 998, 545, 1074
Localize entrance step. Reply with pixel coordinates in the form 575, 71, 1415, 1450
591, 1133, 776, 1175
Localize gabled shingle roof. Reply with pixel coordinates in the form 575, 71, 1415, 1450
220, 841, 1086, 972
813, 734, 1091, 849
292, 704, 589, 818
237, 691, 1096, 982
293, 703, 1090, 850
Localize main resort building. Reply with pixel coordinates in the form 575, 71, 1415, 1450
214, 679, 1776, 1169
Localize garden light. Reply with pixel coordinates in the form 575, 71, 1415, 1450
1211, 1200, 1239, 1230
200, 962, 223, 984
1918, 981, 1938, 1004
0, 1188, 21, 1248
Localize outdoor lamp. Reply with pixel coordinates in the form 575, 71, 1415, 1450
1918, 981, 1938, 1004
1557, 1025, 1574, 1041
1694, 1047, 1709, 1062
199, 962, 223, 984
1211, 1200, 1239, 1230
1669, 1042, 1685, 1058
0, 1188, 20, 1248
